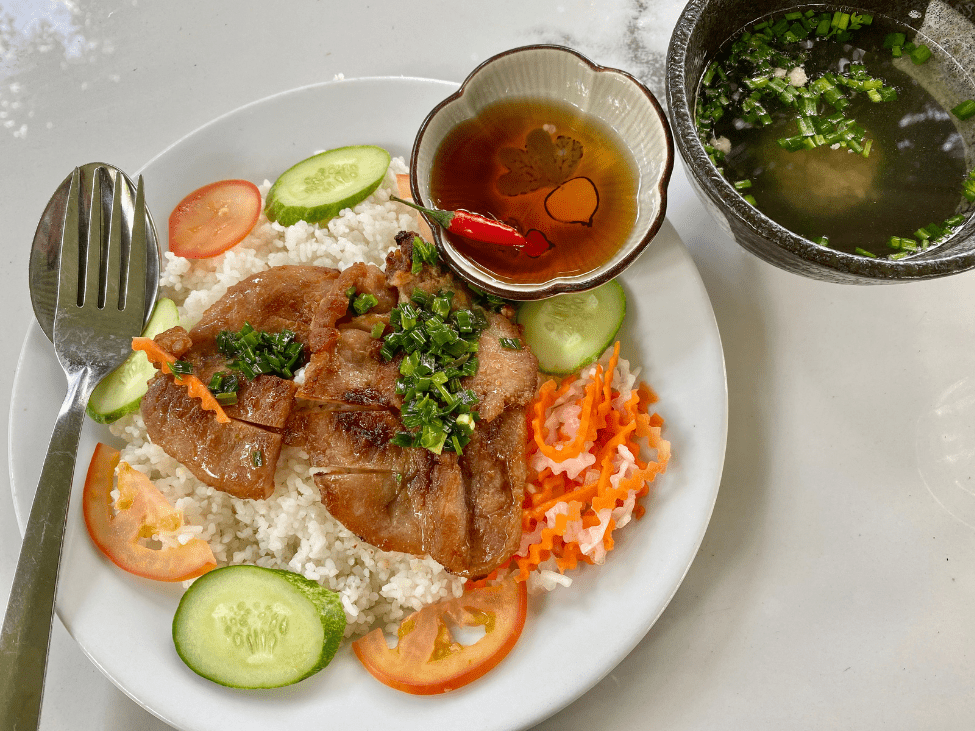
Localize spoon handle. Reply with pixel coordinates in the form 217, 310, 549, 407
0, 368, 94, 730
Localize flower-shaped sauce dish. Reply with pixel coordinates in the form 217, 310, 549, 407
410, 44, 674, 300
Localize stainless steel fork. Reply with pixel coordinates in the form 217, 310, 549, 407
0, 166, 153, 730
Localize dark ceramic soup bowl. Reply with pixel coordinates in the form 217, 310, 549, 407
667, 0, 975, 283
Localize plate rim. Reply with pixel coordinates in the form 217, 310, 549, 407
135, 75, 460, 177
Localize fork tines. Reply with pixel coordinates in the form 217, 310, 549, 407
60, 166, 148, 317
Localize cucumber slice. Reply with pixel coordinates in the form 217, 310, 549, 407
173, 565, 346, 689
517, 280, 626, 375
86, 297, 180, 423
264, 145, 391, 226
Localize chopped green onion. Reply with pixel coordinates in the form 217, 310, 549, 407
702, 63, 717, 87
370, 322, 385, 339
799, 96, 819, 116
410, 236, 438, 274
382, 279, 490, 454
431, 295, 451, 319
216, 324, 305, 382
499, 338, 522, 350
855, 247, 877, 258
411, 288, 430, 307
352, 293, 379, 315
910, 44, 933, 65
251, 450, 264, 468
170, 360, 193, 376
951, 99, 975, 121
797, 116, 816, 136
777, 135, 806, 152
887, 236, 918, 251
883, 32, 906, 49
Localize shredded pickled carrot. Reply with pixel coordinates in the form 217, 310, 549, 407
132, 337, 230, 424
508, 341, 671, 585
531, 370, 602, 461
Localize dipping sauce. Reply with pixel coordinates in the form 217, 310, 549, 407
429, 98, 639, 285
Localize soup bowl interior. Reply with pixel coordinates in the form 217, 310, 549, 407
667, 0, 975, 283
411, 44, 673, 300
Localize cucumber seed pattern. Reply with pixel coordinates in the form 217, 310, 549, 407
300, 162, 361, 199
214, 600, 291, 661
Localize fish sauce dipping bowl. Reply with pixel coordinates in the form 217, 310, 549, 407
410, 44, 674, 300
667, 0, 975, 284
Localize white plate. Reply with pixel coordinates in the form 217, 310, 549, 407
9, 77, 727, 731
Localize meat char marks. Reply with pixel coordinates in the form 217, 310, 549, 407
284, 405, 529, 578
144, 234, 538, 577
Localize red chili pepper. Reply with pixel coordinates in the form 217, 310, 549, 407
391, 196, 528, 248
523, 229, 552, 258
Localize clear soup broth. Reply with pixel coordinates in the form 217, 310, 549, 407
698, 8, 974, 258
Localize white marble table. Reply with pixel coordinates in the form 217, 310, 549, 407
2, 1, 973, 728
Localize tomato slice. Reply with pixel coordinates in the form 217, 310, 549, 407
353, 579, 527, 694
82, 443, 216, 582
169, 179, 261, 259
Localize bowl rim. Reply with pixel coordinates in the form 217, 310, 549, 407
409, 43, 675, 300
666, 0, 975, 282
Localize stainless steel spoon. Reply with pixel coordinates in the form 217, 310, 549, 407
29, 162, 159, 343
1, 164, 159, 729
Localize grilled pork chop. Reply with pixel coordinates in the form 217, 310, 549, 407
143, 233, 538, 577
